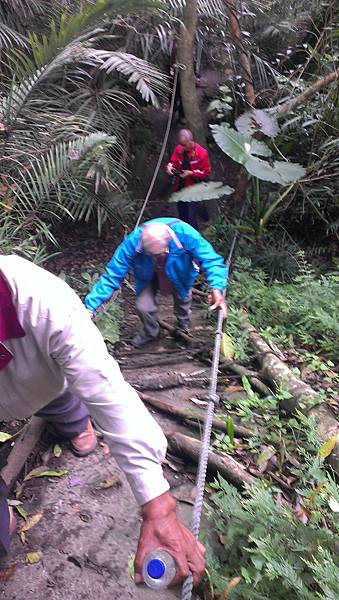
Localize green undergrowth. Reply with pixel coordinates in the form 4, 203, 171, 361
205, 473, 339, 600
205, 376, 339, 599
59, 266, 122, 347
227, 258, 339, 359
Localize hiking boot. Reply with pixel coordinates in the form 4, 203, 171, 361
177, 320, 191, 335
131, 333, 159, 348
70, 419, 97, 457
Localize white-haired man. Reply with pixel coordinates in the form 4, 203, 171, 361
85, 218, 228, 348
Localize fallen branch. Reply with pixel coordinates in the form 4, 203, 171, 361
130, 372, 185, 391
158, 319, 194, 345
242, 318, 339, 475
166, 431, 256, 488
1, 417, 45, 490
121, 355, 193, 369
277, 69, 339, 115
139, 392, 253, 438
220, 359, 273, 396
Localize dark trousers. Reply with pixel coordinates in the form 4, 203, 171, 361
0, 391, 89, 558
177, 201, 199, 231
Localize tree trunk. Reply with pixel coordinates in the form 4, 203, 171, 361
242, 317, 339, 476
166, 431, 255, 488
224, 0, 255, 206
176, 0, 206, 146
225, 0, 255, 107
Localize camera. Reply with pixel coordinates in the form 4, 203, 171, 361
172, 168, 183, 176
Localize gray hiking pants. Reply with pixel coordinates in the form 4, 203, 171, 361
135, 284, 192, 342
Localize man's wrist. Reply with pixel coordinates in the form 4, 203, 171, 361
141, 491, 176, 522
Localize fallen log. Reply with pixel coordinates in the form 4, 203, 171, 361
139, 392, 253, 438
219, 359, 273, 396
1, 417, 45, 490
166, 432, 256, 488
121, 355, 193, 370
243, 318, 339, 476
130, 372, 185, 391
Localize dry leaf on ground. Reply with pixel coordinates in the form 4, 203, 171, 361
26, 551, 43, 565
18, 512, 43, 543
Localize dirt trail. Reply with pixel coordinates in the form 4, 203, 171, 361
1, 291, 221, 600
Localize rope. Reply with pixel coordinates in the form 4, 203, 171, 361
134, 65, 181, 229
180, 202, 247, 600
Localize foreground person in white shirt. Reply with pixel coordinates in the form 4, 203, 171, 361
0, 254, 205, 586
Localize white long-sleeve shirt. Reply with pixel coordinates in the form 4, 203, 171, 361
0, 255, 169, 505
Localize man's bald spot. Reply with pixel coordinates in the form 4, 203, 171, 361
179, 129, 193, 143
141, 222, 171, 255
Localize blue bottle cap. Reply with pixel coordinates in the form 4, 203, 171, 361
147, 559, 166, 579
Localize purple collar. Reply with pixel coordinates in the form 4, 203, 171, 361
0, 271, 25, 342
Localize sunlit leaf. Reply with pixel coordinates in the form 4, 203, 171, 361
328, 496, 339, 512
53, 444, 62, 458
128, 555, 135, 580
98, 475, 121, 489
19, 512, 43, 543
16, 505, 28, 520
318, 435, 338, 458
226, 417, 235, 446
24, 467, 68, 481
221, 333, 235, 360
26, 551, 43, 565
0, 432, 12, 443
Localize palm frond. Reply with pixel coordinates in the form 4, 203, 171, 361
28, 0, 164, 67
97, 50, 168, 106
0, 23, 28, 50
9, 133, 118, 219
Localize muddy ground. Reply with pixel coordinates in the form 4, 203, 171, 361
0, 289, 228, 600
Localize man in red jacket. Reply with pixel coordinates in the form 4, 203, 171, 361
166, 129, 211, 231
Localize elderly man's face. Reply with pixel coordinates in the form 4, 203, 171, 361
179, 134, 192, 149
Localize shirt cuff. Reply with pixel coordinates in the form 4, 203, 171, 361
126, 465, 170, 506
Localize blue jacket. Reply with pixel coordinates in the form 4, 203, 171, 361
85, 218, 228, 313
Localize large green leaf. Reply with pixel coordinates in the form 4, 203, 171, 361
246, 158, 305, 184
212, 124, 305, 185
169, 181, 234, 203
272, 161, 306, 184
246, 157, 283, 183
210, 125, 251, 165
235, 109, 280, 138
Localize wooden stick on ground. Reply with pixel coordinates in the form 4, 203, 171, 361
1, 417, 45, 490
166, 431, 256, 488
219, 359, 273, 396
158, 318, 194, 345
139, 392, 253, 438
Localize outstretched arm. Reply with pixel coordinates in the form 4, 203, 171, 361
85, 231, 139, 313
184, 226, 228, 291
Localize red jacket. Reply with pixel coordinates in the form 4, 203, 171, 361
169, 143, 211, 192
